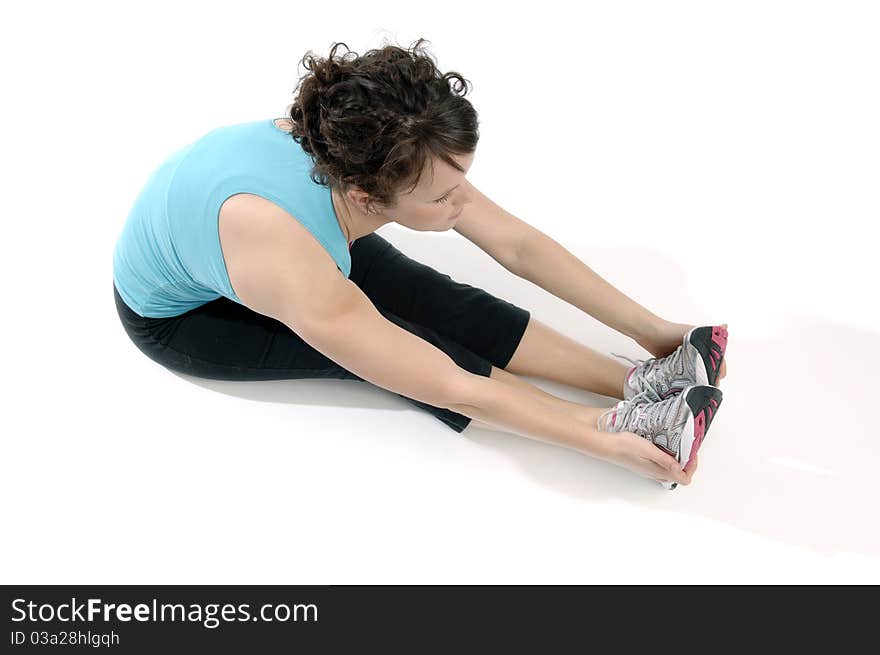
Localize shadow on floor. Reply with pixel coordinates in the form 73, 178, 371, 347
169, 229, 877, 557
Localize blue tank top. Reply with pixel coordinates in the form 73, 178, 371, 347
112, 118, 352, 318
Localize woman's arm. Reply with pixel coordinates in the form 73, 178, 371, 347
451, 182, 660, 343
511, 227, 661, 343
294, 279, 688, 485
222, 199, 689, 484
293, 275, 617, 460
222, 195, 612, 455
453, 187, 725, 377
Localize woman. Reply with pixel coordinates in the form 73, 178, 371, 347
112, 38, 728, 489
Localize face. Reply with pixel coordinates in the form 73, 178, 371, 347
350, 151, 476, 232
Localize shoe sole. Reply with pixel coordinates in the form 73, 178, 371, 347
686, 325, 728, 387
659, 384, 723, 491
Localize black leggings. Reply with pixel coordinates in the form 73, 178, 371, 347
113, 231, 531, 432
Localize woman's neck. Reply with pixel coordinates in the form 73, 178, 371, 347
331, 187, 391, 242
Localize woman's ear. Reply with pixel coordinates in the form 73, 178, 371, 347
346, 188, 373, 214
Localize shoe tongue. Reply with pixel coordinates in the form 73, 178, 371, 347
632, 399, 666, 433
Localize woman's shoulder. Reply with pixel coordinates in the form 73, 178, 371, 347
218, 191, 349, 321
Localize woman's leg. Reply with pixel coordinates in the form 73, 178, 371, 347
350, 232, 631, 400
350, 232, 530, 372
113, 282, 500, 433
504, 319, 631, 400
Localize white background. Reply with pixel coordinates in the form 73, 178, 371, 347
2, 0, 878, 583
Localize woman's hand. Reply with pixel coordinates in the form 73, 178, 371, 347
636, 320, 727, 383
602, 430, 698, 486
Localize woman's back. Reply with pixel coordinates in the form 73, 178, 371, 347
111, 118, 351, 318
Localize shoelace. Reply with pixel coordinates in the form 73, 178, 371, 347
596, 388, 653, 431
628, 395, 687, 440
611, 345, 687, 400
597, 390, 687, 446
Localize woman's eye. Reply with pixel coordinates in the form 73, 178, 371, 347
434, 194, 450, 204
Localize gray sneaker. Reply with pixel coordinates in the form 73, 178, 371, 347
597, 384, 723, 490
613, 325, 729, 403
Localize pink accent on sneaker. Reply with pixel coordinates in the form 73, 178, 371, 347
611, 411, 617, 427
712, 325, 728, 353
627, 367, 636, 383
685, 410, 707, 469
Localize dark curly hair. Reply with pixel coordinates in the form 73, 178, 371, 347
281, 38, 479, 213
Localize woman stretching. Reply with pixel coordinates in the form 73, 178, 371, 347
112, 39, 728, 490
